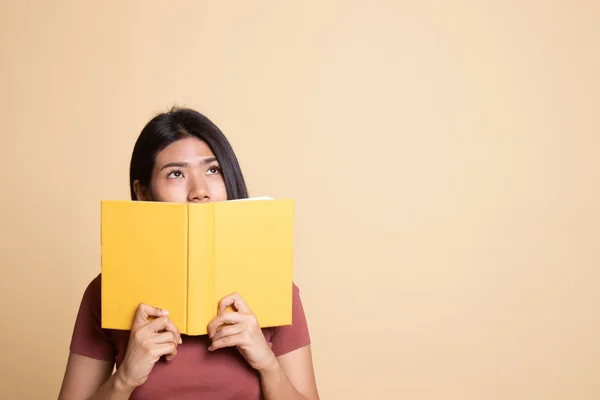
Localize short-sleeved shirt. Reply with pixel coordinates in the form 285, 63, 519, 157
70, 274, 311, 399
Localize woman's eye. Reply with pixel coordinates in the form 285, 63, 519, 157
207, 166, 220, 175
167, 170, 184, 179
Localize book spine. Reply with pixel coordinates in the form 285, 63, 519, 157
184, 205, 189, 334
186, 204, 215, 335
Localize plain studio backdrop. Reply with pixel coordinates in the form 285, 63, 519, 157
1, 1, 599, 399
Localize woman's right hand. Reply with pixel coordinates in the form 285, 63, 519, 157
116, 303, 182, 389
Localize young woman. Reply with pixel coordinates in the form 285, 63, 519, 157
58, 108, 319, 400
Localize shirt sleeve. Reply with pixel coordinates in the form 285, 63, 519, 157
69, 274, 116, 362
270, 283, 312, 357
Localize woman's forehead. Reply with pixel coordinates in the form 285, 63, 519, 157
156, 137, 216, 162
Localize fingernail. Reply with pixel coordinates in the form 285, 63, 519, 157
163, 310, 170, 315
179, 337, 183, 344
208, 346, 213, 351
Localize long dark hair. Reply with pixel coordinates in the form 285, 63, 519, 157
129, 107, 249, 200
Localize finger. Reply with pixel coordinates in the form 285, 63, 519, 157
153, 331, 179, 347
209, 333, 246, 351
165, 344, 178, 361
152, 343, 177, 360
217, 293, 250, 315
134, 303, 169, 326
146, 316, 182, 344
162, 318, 183, 344
207, 312, 246, 338
211, 324, 242, 343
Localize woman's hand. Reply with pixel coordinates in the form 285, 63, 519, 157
207, 293, 277, 372
116, 303, 182, 389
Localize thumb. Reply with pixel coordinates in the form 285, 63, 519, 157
133, 303, 169, 327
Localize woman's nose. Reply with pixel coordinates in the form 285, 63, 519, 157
188, 175, 211, 203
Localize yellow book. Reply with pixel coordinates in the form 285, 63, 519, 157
100, 197, 294, 335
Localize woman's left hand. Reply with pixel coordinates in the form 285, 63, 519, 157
207, 293, 277, 372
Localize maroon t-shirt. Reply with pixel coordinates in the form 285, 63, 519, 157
69, 274, 311, 399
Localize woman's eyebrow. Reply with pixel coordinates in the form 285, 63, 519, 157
160, 158, 217, 171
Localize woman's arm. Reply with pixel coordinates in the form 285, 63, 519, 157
259, 345, 319, 400
208, 293, 319, 400
59, 304, 181, 400
58, 352, 133, 400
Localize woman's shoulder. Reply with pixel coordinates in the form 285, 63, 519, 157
291, 281, 307, 307
70, 273, 116, 361
80, 273, 102, 303
292, 281, 301, 294
74, 273, 104, 324
268, 281, 311, 357
73, 273, 108, 334
87, 273, 102, 290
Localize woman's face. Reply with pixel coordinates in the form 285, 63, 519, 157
134, 137, 228, 203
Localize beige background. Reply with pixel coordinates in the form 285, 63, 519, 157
1, 1, 599, 399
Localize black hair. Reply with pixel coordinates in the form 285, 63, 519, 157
129, 107, 249, 200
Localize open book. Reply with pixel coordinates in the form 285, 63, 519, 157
100, 197, 294, 335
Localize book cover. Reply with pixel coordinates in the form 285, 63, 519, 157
100, 198, 294, 335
